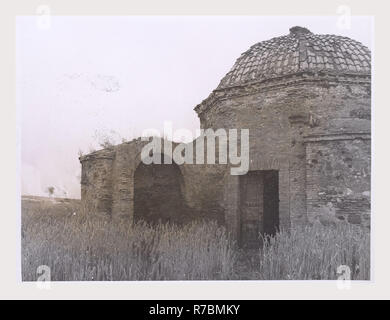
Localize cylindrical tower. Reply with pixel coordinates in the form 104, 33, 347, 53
80, 148, 115, 215
195, 26, 371, 241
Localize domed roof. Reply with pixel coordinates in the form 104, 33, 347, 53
217, 26, 371, 89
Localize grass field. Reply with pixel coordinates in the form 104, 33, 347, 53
21, 196, 370, 281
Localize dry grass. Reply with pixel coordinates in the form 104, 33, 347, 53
22, 212, 236, 281
21, 196, 370, 281
257, 223, 370, 280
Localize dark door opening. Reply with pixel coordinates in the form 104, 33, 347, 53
134, 156, 186, 224
263, 170, 279, 236
239, 170, 279, 248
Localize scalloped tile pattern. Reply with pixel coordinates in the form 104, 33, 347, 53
218, 27, 371, 89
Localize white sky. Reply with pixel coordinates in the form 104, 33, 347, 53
16, 16, 372, 199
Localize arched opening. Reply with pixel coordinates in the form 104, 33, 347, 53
134, 156, 187, 224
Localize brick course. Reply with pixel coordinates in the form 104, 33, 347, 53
80, 27, 371, 239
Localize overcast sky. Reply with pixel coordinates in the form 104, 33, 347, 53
16, 16, 372, 199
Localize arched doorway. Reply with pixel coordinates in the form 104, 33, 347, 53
134, 157, 187, 224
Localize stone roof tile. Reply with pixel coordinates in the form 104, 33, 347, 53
217, 26, 371, 89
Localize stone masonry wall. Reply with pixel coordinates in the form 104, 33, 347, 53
80, 137, 228, 224
80, 148, 115, 215
306, 137, 371, 227
196, 73, 371, 233
80, 74, 371, 236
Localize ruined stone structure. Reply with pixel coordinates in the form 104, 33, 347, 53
80, 26, 371, 247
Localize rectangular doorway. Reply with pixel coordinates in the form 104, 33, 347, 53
239, 170, 279, 248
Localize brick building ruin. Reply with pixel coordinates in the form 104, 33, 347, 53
80, 26, 371, 247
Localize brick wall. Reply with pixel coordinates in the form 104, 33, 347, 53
80, 73, 371, 237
